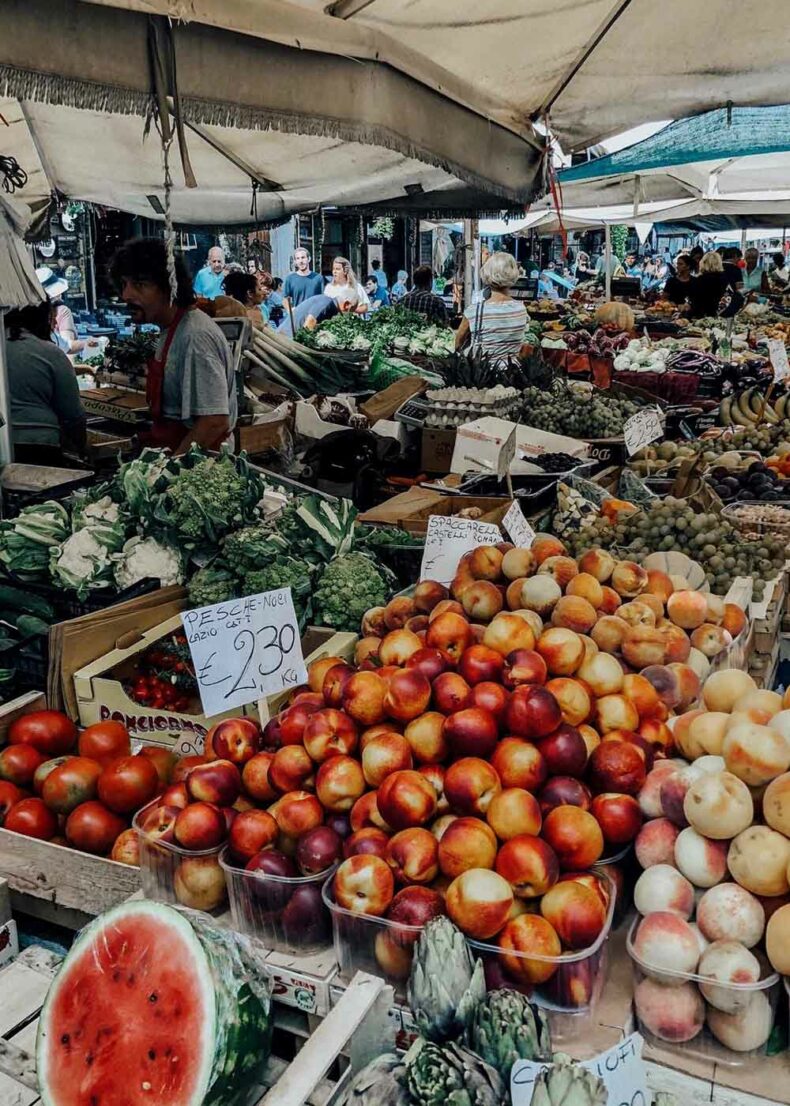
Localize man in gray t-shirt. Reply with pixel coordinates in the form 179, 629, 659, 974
111, 238, 236, 453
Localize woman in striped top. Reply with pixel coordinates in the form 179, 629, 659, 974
455, 251, 529, 365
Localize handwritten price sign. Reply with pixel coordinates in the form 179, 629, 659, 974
420, 515, 502, 585
181, 588, 307, 718
768, 338, 790, 383
623, 407, 664, 457
502, 500, 536, 548
511, 1033, 648, 1106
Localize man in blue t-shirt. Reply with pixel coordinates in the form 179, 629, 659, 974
283, 248, 324, 307
193, 246, 227, 300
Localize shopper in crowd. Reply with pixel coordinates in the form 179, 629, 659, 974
687, 251, 741, 319
770, 251, 789, 291
663, 253, 694, 307
277, 287, 359, 337
111, 238, 236, 453
596, 251, 623, 283
722, 247, 745, 292
399, 266, 448, 325
538, 264, 560, 299
4, 300, 86, 465
267, 277, 285, 325
364, 275, 390, 311
688, 244, 705, 273
283, 248, 324, 308
743, 247, 770, 294
371, 258, 388, 290
455, 251, 528, 365
193, 246, 227, 300
35, 265, 96, 355
623, 253, 641, 278
324, 257, 369, 313
391, 270, 409, 302
218, 270, 270, 327
575, 251, 596, 281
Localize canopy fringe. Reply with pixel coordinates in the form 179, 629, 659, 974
0, 63, 533, 205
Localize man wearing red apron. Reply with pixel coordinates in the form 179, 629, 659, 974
110, 239, 237, 453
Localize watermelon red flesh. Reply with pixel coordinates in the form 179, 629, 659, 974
37, 901, 271, 1106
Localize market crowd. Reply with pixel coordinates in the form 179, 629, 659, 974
4, 233, 788, 469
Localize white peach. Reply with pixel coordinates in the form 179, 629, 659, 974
634, 864, 694, 919
674, 827, 728, 888
696, 883, 765, 948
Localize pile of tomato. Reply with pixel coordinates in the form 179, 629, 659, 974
125, 632, 196, 712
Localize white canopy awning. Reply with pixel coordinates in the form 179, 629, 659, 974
0, 195, 41, 309
81, 0, 790, 151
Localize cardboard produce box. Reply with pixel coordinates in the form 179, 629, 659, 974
421, 428, 456, 473
358, 487, 511, 536
73, 616, 356, 753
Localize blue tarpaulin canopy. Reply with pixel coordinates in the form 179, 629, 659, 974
562, 106, 790, 183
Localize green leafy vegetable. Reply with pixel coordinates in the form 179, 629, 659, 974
0, 501, 70, 579
312, 552, 392, 631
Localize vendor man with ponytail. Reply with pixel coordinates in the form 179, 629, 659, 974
111, 238, 236, 454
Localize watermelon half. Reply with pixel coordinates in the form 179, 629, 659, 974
36, 900, 271, 1106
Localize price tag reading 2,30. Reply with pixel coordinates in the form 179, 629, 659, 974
623, 406, 664, 458
181, 588, 307, 718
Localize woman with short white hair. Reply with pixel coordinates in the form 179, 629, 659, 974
455, 251, 529, 364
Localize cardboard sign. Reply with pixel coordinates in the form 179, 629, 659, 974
419, 515, 502, 584
497, 428, 517, 480
623, 407, 663, 457
768, 338, 790, 382
181, 589, 307, 717
511, 1033, 648, 1106
503, 500, 536, 548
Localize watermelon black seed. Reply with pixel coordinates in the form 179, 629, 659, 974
148, 1049, 156, 1060
112, 970, 121, 982
90, 1095, 99, 1106
86, 1051, 94, 1066
60, 1034, 70, 1045
148, 992, 158, 1003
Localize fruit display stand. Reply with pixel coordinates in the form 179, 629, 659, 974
0, 936, 396, 1106
747, 574, 786, 688
0, 693, 141, 927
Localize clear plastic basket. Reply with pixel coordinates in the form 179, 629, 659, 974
467, 871, 615, 1007
133, 799, 228, 914
322, 879, 423, 1000
627, 916, 781, 1065
219, 846, 335, 955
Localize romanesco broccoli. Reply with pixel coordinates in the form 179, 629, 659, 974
312, 552, 390, 631
157, 452, 264, 545
222, 524, 288, 575
187, 564, 237, 608
243, 557, 314, 628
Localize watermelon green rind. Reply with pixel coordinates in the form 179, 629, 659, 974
36, 900, 271, 1106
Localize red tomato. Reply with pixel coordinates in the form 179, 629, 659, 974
77, 721, 131, 766
0, 780, 25, 824
0, 744, 47, 788
41, 757, 103, 815
33, 757, 72, 796
137, 746, 177, 788
5, 797, 58, 840
8, 711, 77, 757
65, 801, 127, 855
97, 756, 159, 814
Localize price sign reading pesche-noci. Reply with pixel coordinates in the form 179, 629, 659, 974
181, 588, 307, 718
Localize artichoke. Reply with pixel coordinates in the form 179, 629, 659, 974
465, 989, 552, 1081
530, 1054, 608, 1106
407, 916, 486, 1042
404, 1038, 505, 1106
337, 1053, 410, 1106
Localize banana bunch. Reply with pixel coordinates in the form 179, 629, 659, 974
719, 387, 790, 427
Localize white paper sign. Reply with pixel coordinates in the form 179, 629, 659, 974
181, 588, 307, 717
419, 515, 502, 584
497, 428, 517, 480
768, 338, 790, 382
503, 500, 536, 548
511, 1033, 648, 1106
623, 407, 664, 457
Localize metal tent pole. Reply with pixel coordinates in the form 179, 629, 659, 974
604, 222, 612, 300
0, 310, 13, 464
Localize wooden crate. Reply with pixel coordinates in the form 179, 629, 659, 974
0, 946, 393, 1106
0, 693, 140, 925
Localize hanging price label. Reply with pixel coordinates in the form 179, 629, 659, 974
623, 406, 664, 457
502, 500, 536, 548
511, 1033, 648, 1106
768, 338, 790, 382
497, 428, 517, 480
419, 515, 502, 585
181, 588, 307, 718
